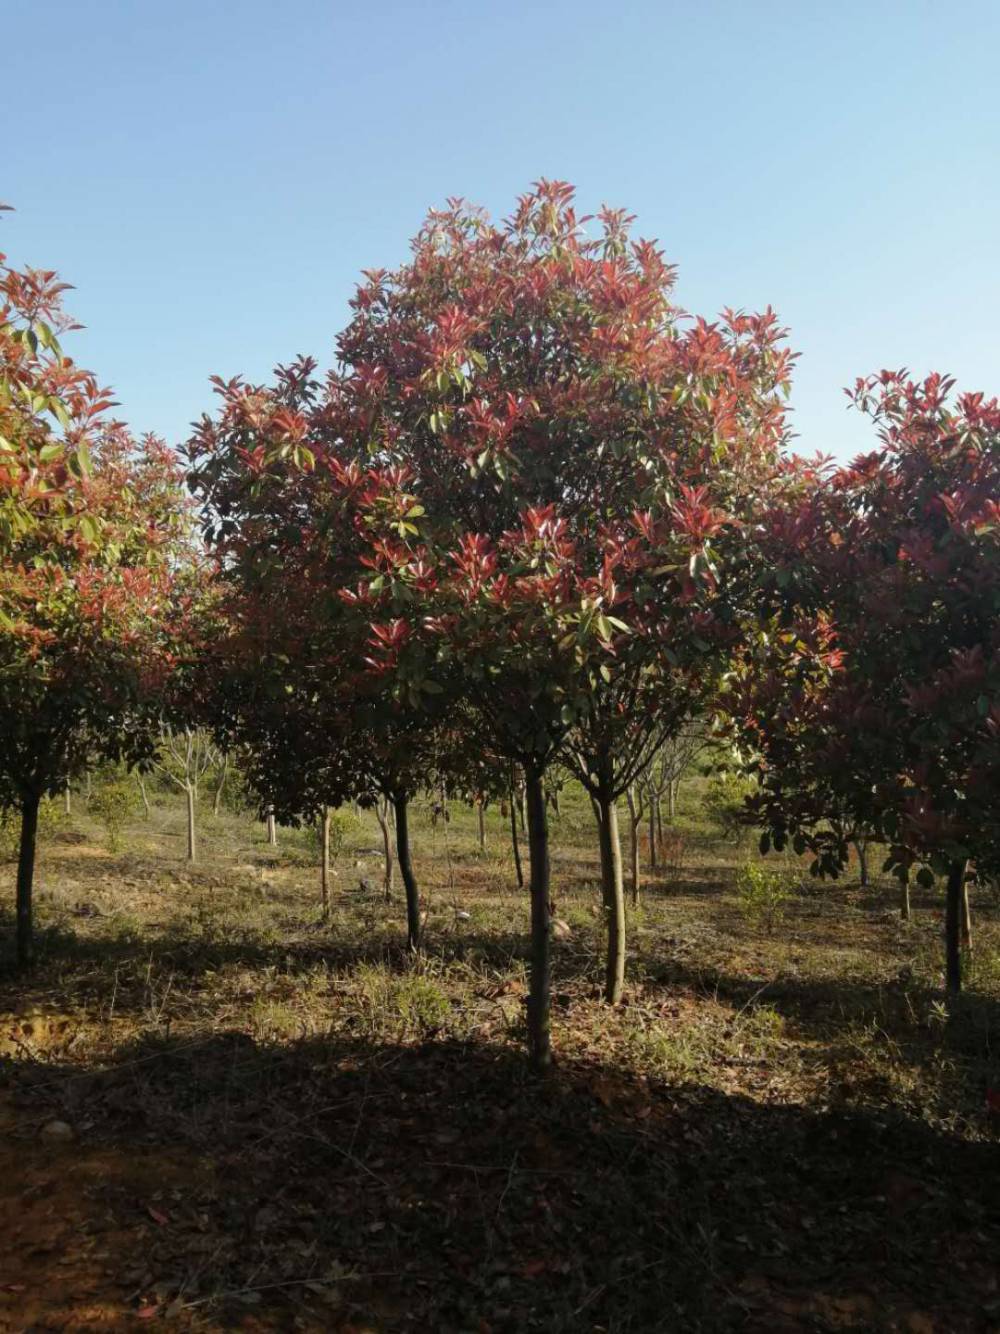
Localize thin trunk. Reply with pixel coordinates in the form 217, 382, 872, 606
266, 808, 277, 846
945, 859, 967, 995
477, 800, 486, 852
375, 798, 395, 901
509, 788, 524, 889
596, 789, 626, 1005
960, 874, 973, 958
625, 787, 641, 907
900, 876, 910, 921
136, 772, 151, 819
525, 767, 552, 1071
213, 754, 229, 817
518, 786, 527, 834
16, 792, 40, 970
64, 783, 71, 817
85, 770, 93, 801
667, 781, 677, 822
855, 839, 870, 888
186, 783, 197, 863
648, 794, 657, 871
320, 806, 331, 919
655, 798, 664, 854
394, 793, 421, 951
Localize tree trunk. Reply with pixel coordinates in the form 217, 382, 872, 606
375, 798, 395, 901
186, 783, 197, 863
668, 781, 677, 822
320, 806, 331, 919
855, 839, 869, 888
655, 798, 664, 855
64, 783, 71, 817
525, 767, 552, 1071
213, 754, 229, 817
394, 793, 421, 952
16, 791, 40, 970
517, 784, 527, 834
510, 790, 524, 889
900, 876, 910, 921
266, 808, 277, 846
625, 787, 641, 907
596, 789, 626, 1005
647, 793, 657, 871
136, 772, 151, 819
477, 800, 486, 852
961, 874, 973, 959
945, 859, 967, 995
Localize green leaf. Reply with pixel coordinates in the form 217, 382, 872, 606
38, 442, 64, 463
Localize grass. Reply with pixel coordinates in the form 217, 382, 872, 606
0, 778, 998, 1331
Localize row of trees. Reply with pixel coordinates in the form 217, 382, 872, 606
2, 184, 998, 1067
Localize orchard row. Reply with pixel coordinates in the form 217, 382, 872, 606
2, 183, 997, 1066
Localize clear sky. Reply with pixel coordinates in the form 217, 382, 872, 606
4, 0, 999, 459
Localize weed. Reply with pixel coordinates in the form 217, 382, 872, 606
352, 963, 452, 1038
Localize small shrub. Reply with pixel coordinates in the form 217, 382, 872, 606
704, 771, 756, 840
308, 808, 361, 860
89, 779, 138, 853
353, 963, 452, 1037
658, 830, 687, 882
736, 862, 790, 934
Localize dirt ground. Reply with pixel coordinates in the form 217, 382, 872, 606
0, 783, 998, 1332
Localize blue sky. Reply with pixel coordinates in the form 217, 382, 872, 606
4, 0, 999, 459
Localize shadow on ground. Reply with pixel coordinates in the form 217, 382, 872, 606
2, 1028, 999, 1332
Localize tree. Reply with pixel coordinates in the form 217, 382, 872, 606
149, 725, 218, 862
0, 236, 189, 964
726, 373, 1000, 993
186, 359, 452, 948
331, 180, 792, 1048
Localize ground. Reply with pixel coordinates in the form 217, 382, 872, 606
0, 778, 998, 1333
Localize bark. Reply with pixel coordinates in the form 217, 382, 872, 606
961, 874, 973, 958
900, 877, 910, 921
855, 839, 869, 888
625, 786, 641, 907
136, 773, 151, 819
945, 859, 967, 995
647, 797, 657, 871
375, 797, 395, 901
525, 767, 552, 1071
596, 788, 626, 1005
266, 808, 277, 846
655, 798, 664, 854
477, 800, 486, 852
16, 791, 40, 970
186, 783, 197, 863
667, 781, 677, 822
509, 788, 524, 889
64, 783, 71, 817
394, 793, 421, 952
320, 806, 331, 919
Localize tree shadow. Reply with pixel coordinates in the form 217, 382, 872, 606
3, 1030, 997, 1332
